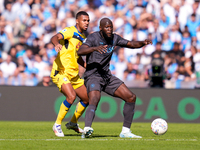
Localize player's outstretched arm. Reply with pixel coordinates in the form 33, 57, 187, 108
126, 39, 152, 49
50, 33, 63, 52
78, 44, 107, 56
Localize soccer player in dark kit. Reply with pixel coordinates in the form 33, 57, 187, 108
78, 18, 152, 138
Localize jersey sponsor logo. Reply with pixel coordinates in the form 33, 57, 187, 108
106, 46, 114, 53
76, 42, 81, 49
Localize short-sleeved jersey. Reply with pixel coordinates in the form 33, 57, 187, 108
52, 26, 86, 80
83, 31, 129, 80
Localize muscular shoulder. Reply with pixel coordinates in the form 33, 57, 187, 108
113, 33, 123, 39
113, 33, 129, 46
59, 26, 75, 39
59, 26, 73, 33
83, 31, 99, 46
87, 31, 99, 39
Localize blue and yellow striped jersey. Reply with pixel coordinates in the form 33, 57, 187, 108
52, 26, 86, 80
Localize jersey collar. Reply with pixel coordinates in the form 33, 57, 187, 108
75, 25, 82, 35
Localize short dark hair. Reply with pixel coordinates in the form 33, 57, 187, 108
76, 11, 89, 19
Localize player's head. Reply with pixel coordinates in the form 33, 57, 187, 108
99, 18, 113, 39
75, 11, 90, 33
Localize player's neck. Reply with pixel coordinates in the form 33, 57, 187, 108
75, 25, 83, 34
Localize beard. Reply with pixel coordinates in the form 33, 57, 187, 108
102, 31, 113, 42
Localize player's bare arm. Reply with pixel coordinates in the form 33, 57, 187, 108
50, 33, 63, 52
78, 44, 107, 56
77, 56, 86, 68
126, 39, 152, 49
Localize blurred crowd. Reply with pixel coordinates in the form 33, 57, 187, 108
0, 0, 200, 88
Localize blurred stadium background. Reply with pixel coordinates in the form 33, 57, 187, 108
1, 0, 200, 88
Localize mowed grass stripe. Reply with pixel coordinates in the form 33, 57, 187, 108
0, 138, 198, 141
0, 121, 199, 150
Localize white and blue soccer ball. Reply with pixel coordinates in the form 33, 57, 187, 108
151, 118, 168, 135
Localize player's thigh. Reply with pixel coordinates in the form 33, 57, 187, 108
75, 84, 89, 104
85, 77, 103, 94
51, 70, 76, 103
114, 83, 136, 103
72, 77, 89, 103
51, 69, 68, 92
61, 83, 76, 103
85, 77, 103, 106
104, 76, 123, 96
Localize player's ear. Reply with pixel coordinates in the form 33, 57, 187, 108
76, 18, 79, 24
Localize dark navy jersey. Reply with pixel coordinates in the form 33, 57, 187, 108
83, 31, 129, 80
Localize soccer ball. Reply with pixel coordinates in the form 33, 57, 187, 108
151, 118, 168, 135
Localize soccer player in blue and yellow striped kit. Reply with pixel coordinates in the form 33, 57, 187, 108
50, 11, 90, 137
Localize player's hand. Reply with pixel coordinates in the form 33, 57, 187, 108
55, 44, 63, 52
143, 39, 152, 45
94, 45, 108, 54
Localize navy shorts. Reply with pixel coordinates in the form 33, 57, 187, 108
84, 75, 123, 96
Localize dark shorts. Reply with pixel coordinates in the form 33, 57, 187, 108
84, 75, 123, 96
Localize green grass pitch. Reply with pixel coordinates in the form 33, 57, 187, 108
0, 121, 199, 150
